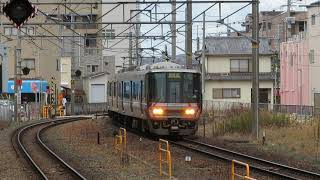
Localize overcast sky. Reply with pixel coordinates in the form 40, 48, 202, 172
139, 0, 317, 57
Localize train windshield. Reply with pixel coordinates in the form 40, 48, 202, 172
148, 72, 201, 103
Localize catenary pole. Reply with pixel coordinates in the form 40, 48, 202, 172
252, 0, 259, 139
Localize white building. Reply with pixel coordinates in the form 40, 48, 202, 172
203, 37, 275, 104
102, 0, 139, 73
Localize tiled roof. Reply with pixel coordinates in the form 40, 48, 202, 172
205, 36, 272, 55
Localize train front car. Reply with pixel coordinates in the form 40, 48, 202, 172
146, 69, 202, 136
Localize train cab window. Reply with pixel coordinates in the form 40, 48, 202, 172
183, 73, 201, 103
149, 73, 166, 103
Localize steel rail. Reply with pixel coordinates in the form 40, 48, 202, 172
37, 119, 87, 180
169, 139, 320, 180
16, 117, 87, 180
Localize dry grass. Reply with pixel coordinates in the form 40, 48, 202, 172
262, 121, 320, 163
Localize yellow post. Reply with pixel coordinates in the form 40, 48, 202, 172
231, 160, 235, 180
231, 160, 256, 180
158, 139, 172, 179
159, 143, 162, 176
119, 128, 127, 149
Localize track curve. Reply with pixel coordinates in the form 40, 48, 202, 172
14, 117, 88, 180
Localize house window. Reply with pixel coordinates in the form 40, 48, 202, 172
4, 27, 34, 36
309, 49, 315, 64
298, 21, 305, 32
312, 15, 316, 25
85, 34, 97, 47
262, 22, 266, 31
4, 27, 11, 35
74, 14, 97, 29
230, 59, 249, 72
21, 58, 35, 69
267, 22, 272, 30
212, 88, 241, 99
103, 29, 115, 39
92, 65, 98, 72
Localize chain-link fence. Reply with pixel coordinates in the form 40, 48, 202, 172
0, 101, 41, 122
66, 103, 108, 115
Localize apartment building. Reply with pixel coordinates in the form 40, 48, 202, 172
0, 0, 113, 103
236, 10, 307, 51
203, 37, 274, 104
102, 0, 139, 72
280, 1, 320, 106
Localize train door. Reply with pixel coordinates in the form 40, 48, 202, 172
130, 81, 133, 112
121, 81, 124, 110
116, 82, 118, 109
140, 80, 143, 114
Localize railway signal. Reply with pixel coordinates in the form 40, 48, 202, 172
2, 0, 37, 29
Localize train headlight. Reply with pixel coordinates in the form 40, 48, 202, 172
185, 108, 196, 115
152, 108, 164, 115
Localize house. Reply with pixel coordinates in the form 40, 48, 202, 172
203, 36, 275, 104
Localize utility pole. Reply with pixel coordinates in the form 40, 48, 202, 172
286, 0, 291, 40
14, 30, 22, 122
128, 32, 133, 68
252, 0, 260, 139
201, 13, 206, 94
186, 0, 192, 69
171, 0, 176, 62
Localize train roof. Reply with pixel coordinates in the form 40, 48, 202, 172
110, 61, 200, 81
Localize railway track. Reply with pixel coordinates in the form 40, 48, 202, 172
13, 117, 88, 180
169, 138, 320, 180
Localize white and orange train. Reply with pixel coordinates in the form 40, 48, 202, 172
107, 61, 202, 136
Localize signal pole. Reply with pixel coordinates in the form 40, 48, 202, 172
252, 0, 259, 139
14, 30, 22, 122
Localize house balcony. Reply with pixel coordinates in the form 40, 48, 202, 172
205, 72, 275, 81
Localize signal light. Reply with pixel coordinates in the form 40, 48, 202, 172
22, 67, 30, 75
2, 0, 37, 29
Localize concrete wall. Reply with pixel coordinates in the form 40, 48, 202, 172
83, 74, 109, 103
280, 39, 310, 105
102, 0, 138, 72
307, 6, 320, 105
60, 57, 72, 88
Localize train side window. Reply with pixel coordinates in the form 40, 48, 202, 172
118, 82, 121, 97
136, 81, 140, 101
114, 82, 117, 97
111, 83, 113, 97
132, 81, 136, 100
124, 81, 130, 99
